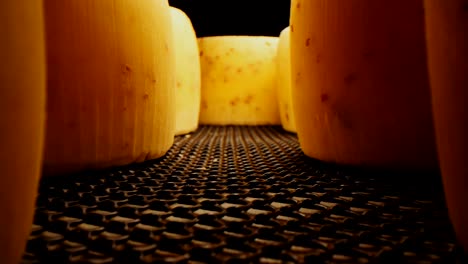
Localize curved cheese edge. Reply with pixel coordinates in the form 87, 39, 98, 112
198, 36, 281, 125
170, 7, 201, 135
290, 0, 437, 170
43, 0, 176, 176
277, 27, 297, 133
0, 1, 46, 263
424, 0, 468, 251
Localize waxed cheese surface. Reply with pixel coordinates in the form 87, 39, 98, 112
43, 0, 176, 176
170, 7, 201, 135
0, 1, 46, 264
424, 0, 468, 251
198, 36, 280, 125
277, 27, 297, 133
290, 0, 437, 170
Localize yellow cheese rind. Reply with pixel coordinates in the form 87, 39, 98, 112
0, 1, 46, 263
198, 36, 281, 125
277, 27, 297, 133
170, 7, 201, 135
43, 0, 176, 176
290, 0, 437, 170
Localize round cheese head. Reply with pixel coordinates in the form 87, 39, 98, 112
290, 0, 437, 170
277, 27, 297, 133
43, 0, 176, 176
170, 7, 201, 135
0, 1, 46, 263
198, 36, 281, 125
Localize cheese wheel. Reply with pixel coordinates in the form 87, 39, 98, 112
0, 1, 46, 263
277, 27, 297, 133
424, 0, 468, 251
170, 7, 201, 135
290, 0, 437, 170
43, 0, 176, 176
198, 36, 280, 125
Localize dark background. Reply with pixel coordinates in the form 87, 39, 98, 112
168, 0, 291, 37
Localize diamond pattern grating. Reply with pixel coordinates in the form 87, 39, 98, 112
22, 126, 465, 263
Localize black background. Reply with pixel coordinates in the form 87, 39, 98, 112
168, 0, 291, 37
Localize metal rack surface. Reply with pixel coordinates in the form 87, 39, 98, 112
23, 126, 464, 263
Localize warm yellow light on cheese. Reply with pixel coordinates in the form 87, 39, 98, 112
43, 0, 176, 176
290, 0, 437, 170
170, 7, 201, 135
277, 27, 297, 133
198, 36, 280, 125
0, 1, 46, 263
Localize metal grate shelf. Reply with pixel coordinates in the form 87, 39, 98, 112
23, 126, 464, 263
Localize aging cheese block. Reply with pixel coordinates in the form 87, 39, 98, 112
424, 0, 468, 251
170, 7, 201, 135
43, 0, 176, 176
277, 27, 297, 133
290, 0, 437, 170
198, 36, 280, 125
0, 1, 46, 263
